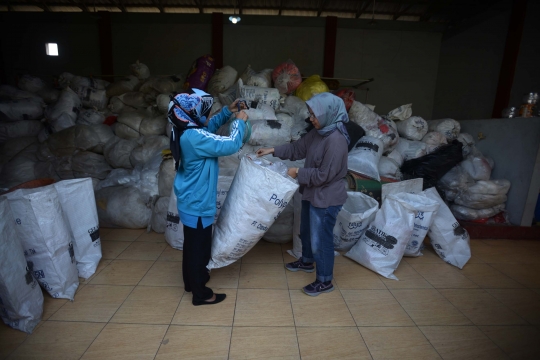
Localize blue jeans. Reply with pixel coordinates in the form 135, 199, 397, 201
300, 200, 342, 283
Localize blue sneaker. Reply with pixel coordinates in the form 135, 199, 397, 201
302, 280, 334, 296
285, 260, 315, 273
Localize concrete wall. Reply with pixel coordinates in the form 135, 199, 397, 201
432, 1, 511, 120
509, 0, 540, 106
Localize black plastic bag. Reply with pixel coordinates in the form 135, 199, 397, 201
401, 140, 463, 189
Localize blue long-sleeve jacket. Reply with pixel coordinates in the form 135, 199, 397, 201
174, 106, 246, 218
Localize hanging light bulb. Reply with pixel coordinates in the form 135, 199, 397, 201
229, 15, 241, 24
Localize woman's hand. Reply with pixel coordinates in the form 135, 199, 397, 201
229, 99, 248, 113
256, 147, 274, 157
287, 167, 298, 179
236, 110, 248, 122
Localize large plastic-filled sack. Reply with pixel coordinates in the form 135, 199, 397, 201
246, 69, 273, 88
103, 136, 140, 169
334, 89, 355, 112
344, 193, 417, 280
0, 142, 39, 189
139, 76, 183, 99
332, 192, 378, 252
387, 149, 404, 166
214, 170, 235, 223
239, 64, 257, 84
468, 179, 510, 195
131, 60, 151, 80
451, 203, 505, 221
184, 54, 215, 91
110, 92, 151, 112
53, 179, 102, 280
348, 101, 399, 153
58, 72, 109, 91
456, 133, 475, 157
207, 66, 238, 96
77, 108, 105, 126
158, 158, 175, 197
427, 118, 461, 141
286, 190, 303, 259
95, 185, 152, 228
395, 138, 428, 161
0, 198, 43, 334
165, 187, 183, 250
0, 99, 44, 121
247, 120, 291, 147
401, 141, 464, 189
106, 75, 140, 98
74, 86, 108, 110
454, 191, 507, 210
460, 154, 492, 181
423, 187, 471, 269
5, 186, 79, 300
295, 75, 329, 101
243, 102, 278, 121
238, 79, 281, 110
421, 131, 448, 154
343, 119, 366, 152
378, 157, 402, 180
17, 74, 60, 104
386, 104, 412, 121
72, 151, 112, 179
437, 165, 474, 202
0, 136, 37, 165
263, 202, 294, 244
218, 144, 258, 171
0, 85, 43, 103
150, 196, 169, 233
279, 95, 310, 140
45, 87, 81, 132
348, 136, 383, 181
208, 155, 299, 269
129, 135, 169, 168
402, 193, 440, 257
396, 116, 428, 141
156, 94, 172, 114
115, 110, 167, 139
272, 59, 302, 95
75, 124, 115, 154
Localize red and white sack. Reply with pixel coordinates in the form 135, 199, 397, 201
344, 193, 416, 280
423, 187, 471, 269
349, 101, 399, 153
272, 59, 302, 95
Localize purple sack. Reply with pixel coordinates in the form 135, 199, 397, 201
184, 54, 216, 91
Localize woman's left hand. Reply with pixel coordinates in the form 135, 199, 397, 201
228, 99, 240, 113
287, 168, 298, 179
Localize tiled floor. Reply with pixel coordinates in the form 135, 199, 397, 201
2, 229, 540, 359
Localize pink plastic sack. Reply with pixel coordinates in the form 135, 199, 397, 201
272, 60, 302, 95
184, 55, 216, 91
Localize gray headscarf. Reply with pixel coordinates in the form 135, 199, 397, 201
306, 92, 350, 144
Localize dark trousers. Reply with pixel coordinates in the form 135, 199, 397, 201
182, 218, 214, 303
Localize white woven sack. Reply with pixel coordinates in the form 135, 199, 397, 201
287, 190, 303, 259
4, 186, 79, 300
208, 155, 298, 269
53, 179, 102, 280
401, 193, 440, 257
423, 187, 471, 269
165, 187, 184, 250
0, 198, 43, 334
396, 116, 428, 141
345, 193, 416, 280
333, 191, 378, 252
348, 136, 383, 181
263, 201, 294, 244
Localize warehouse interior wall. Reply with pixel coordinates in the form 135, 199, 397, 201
432, 0, 512, 120
509, 0, 540, 107
2, 12, 443, 119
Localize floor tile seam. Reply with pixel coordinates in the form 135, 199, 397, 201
227, 264, 241, 360
472, 324, 512, 357
484, 262, 537, 287
152, 324, 171, 360
383, 285, 417, 327
336, 289, 374, 359
78, 256, 160, 360
115, 240, 168, 262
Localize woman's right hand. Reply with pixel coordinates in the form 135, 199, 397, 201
256, 147, 274, 157
236, 110, 248, 122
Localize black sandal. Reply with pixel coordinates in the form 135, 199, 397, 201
193, 293, 226, 306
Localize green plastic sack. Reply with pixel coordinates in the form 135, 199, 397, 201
295, 75, 330, 101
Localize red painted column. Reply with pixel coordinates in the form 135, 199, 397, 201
212, 12, 224, 69
491, 0, 528, 118
98, 11, 114, 82
323, 16, 338, 78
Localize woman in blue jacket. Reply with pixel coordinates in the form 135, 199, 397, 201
168, 89, 247, 306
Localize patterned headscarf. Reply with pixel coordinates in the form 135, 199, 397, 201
306, 92, 350, 144
167, 89, 214, 169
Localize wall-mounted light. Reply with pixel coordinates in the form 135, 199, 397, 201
45, 43, 59, 56
229, 15, 241, 24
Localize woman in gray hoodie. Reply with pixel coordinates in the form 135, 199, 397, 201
256, 92, 350, 296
